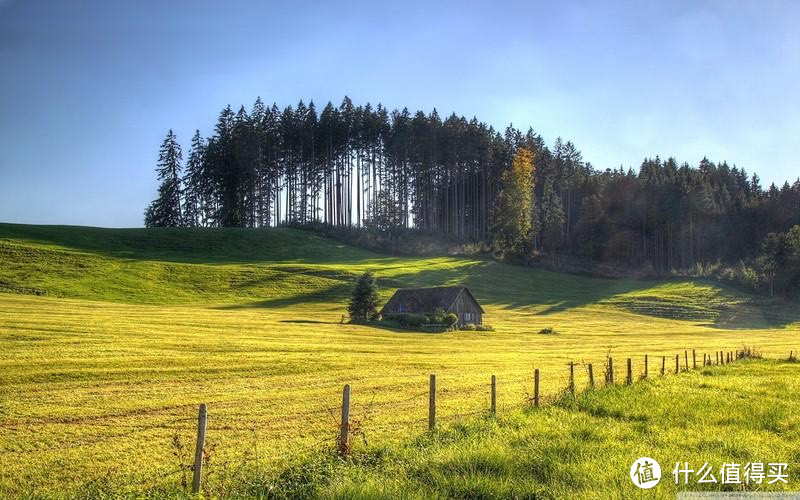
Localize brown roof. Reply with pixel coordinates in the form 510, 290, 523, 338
379, 286, 484, 315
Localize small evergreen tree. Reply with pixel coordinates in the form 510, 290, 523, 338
348, 271, 380, 322
144, 130, 184, 227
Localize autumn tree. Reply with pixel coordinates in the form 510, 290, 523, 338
492, 147, 534, 256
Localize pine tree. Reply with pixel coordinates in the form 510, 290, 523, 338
540, 178, 566, 252
492, 148, 535, 255
141, 95, 800, 300
348, 271, 380, 322
144, 130, 183, 227
181, 130, 206, 227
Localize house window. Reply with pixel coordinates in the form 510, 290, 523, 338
464, 312, 473, 323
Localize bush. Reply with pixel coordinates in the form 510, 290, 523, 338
458, 323, 493, 331
381, 312, 464, 332
384, 313, 428, 328
739, 345, 762, 359
538, 327, 557, 335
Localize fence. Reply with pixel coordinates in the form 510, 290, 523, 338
8, 347, 792, 494
180, 346, 788, 493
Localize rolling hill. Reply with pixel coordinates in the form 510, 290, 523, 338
1, 223, 797, 328
0, 223, 799, 497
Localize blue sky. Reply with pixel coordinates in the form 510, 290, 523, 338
1, 0, 798, 227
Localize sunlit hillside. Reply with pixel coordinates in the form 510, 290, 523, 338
0, 224, 798, 496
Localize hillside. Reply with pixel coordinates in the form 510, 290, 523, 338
1, 224, 799, 496
1, 223, 797, 328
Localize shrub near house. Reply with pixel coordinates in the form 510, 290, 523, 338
383, 309, 459, 331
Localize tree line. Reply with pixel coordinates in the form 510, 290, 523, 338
145, 96, 800, 298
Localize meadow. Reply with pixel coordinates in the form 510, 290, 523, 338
1, 223, 799, 497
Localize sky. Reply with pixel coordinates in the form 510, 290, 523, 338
0, 0, 798, 227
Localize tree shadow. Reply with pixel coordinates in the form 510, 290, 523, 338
214, 282, 352, 310
385, 259, 647, 315
711, 301, 800, 330
0, 224, 394, 265
278, 319, 336, 324
385, 260, 800, 329
359, 321, 449, 335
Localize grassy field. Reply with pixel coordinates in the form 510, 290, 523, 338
260, 359, 800, 499
1, 223, 799, 497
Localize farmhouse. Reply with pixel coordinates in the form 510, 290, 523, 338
380, 286, 484, 325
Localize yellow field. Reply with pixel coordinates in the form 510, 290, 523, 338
0, 225, 798, 496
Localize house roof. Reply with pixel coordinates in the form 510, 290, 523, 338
379, 286, 485, 315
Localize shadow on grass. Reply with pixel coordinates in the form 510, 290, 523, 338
387, 260, 646, 314
365, 321, 450, 335
711, 301, 800, 330
279, 319, 336, 324
213, 278, 355, 310
388, 261, 800, 328
0, 223, 387, 265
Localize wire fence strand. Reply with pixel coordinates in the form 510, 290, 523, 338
1, 346, 783, 493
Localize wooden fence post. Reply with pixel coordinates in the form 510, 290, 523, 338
626, 358, 632, 385
491, 375, 496, 415
534, 369, 540, 407
692, 349, 697, 369
428, 374, 436, 431
644, 354, 648, 378
608, 357, 614, 385
339, 385, 351, 454
675, 354, 679, 374
569, 362, 575, 394
588, 364, 594, 387
716, 352, 719, 365
661, 356, 665, 375
684, 350, 689, 371
192, 403, 207, 494
790, 350, 794, 361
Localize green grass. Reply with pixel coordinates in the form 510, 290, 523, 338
258, 359, 800, 499
0, 223, 799, 497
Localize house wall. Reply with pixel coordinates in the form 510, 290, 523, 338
450, 292, 483, 325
